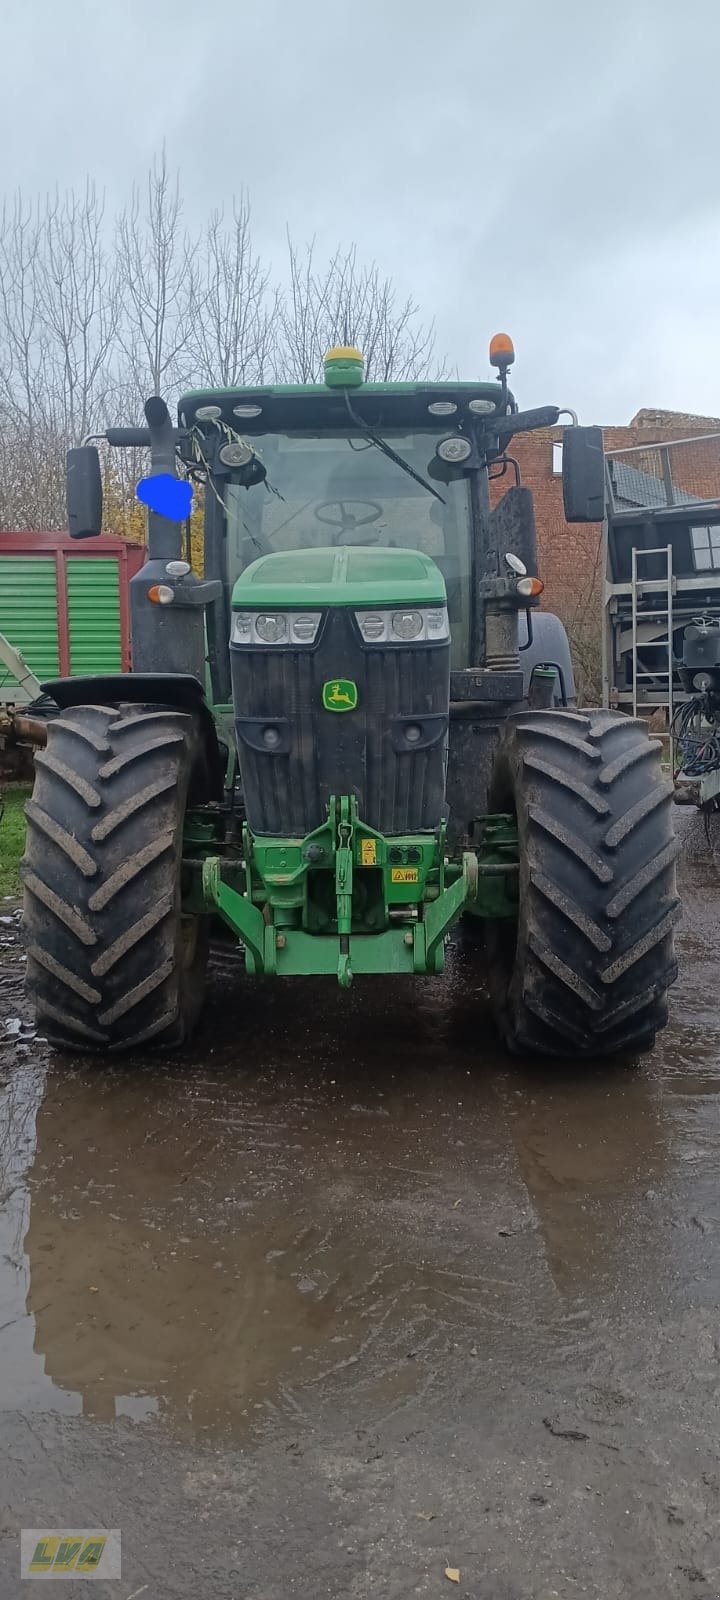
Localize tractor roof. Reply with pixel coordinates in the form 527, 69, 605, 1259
178, 381, 504, 434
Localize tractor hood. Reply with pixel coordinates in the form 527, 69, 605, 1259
231, 546, 446, 610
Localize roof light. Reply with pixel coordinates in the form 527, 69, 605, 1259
489, 332, 515, 369
468, 397, 496, 415
195, 404, 222, 421
233, 403, 263, 418
437, 435, 472, 464
219, 440, 255, 467
428, 400, 457, 416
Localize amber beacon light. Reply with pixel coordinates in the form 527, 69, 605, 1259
488, 332, 515, 369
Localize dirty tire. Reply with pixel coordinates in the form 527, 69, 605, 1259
486, 709, 680, 1057
22, 704, 208, 1053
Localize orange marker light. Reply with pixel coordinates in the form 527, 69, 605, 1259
147, 583, 174, 604
517, 576, 544, 598
489, 332, 515, 368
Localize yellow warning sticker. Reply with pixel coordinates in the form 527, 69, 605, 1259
360, 838, 377, 866
391, 867, 419, 884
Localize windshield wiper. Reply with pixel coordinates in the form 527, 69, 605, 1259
343, 392, 445, 505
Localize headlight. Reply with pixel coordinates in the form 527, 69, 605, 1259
255, 613, 288, 644
231, 611, 322, 645
437, 435, 472, 464
426, 608, 449, 638
355, 607, 449, 644
233, 612, 253, 642
357, 612, 386, 642
292, 614, 320, 642
392, 610, 423, 640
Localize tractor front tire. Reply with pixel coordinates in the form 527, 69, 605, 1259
486, 709, 680, 1057
22, 704, 208, 1052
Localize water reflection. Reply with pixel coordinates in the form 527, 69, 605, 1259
1, 831, 719, 1438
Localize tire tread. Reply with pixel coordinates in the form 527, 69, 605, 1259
22, 704, 207, 1052
488, 708, 679, 1057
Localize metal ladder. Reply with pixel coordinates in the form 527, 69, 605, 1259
631, 544, 674, 719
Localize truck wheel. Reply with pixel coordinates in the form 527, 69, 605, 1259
486, 709, 680, 1057
22, 704, 208, 1052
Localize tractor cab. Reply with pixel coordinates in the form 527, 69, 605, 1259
177, 355, 516, 691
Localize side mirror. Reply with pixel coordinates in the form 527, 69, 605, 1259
562, 426, 605, 522
66, 446, 103, 539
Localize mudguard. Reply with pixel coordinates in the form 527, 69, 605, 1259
40, 673, 225, 799
518, 611, 577, 705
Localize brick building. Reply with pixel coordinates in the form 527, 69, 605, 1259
500, 410, 720, 700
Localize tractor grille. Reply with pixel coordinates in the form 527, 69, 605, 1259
231, 609, 449, 836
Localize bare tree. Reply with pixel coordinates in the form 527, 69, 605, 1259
277, 237, 442, 383
38, 182, 118, 443
0, 156, 444, 531
0, 411, 66, 530
0, 186, 117, 526
114, 149, 200, 409
0, 197, 66, 526
189, 195, 276, 387
0, 195, 47, 440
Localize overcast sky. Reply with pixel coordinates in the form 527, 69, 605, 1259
2, 0, 718, 422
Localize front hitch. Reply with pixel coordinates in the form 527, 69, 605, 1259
195, 796, 500, 983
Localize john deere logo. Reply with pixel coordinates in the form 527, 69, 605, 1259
322, 679, 358, 713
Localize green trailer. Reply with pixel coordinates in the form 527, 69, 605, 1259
0, 532, 143, 705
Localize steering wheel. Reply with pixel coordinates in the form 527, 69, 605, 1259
314, 499, 384, 544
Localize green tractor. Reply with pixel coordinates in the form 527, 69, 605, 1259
21, 338, 679, 1056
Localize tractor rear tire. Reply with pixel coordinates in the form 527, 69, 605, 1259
22, 703, 209, 1053
486, 709, 680, 1057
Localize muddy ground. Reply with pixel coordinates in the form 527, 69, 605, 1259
1, 816, 720, 1598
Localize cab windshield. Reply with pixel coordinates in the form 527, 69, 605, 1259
224, 430, 472, 666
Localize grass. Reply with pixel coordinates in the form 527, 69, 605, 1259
0, 785, 30, 897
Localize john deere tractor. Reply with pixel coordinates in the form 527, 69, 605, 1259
21, 338, 679, 1056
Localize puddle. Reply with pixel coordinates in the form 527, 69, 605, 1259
0, 829, 719, 1440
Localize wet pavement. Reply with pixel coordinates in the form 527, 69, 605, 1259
2, 816, 720, 1597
